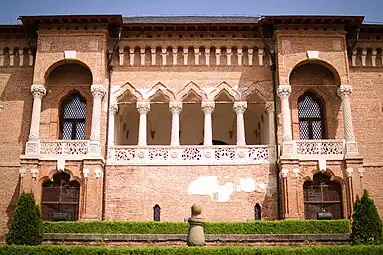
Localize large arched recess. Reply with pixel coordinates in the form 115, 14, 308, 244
288, 60, 342, 140
44, 60, 93, 86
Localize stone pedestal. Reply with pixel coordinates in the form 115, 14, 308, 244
187, 204, 205, 246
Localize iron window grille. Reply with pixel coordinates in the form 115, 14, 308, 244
41, 172, 80, 221
303, 173, 343, 220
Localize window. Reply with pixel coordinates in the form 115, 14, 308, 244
41, 172, 80, 221
303, 173, 343, 219
60, 93, 87, 140
298, 92, 325, 139
154, 204, 161, 221
254, 203, 261, 220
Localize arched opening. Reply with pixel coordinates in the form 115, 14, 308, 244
244, 91, 267, 145
45, 62, 92, 86
298, 91, 325, 139
153, 204, 161, 221
303, 173, 343, 220
213, 90, 235, 145
41, 172, 80, 221
180, 90, 203, 145
60, 92, 87, 140
147, 90, 171, 145
254, 203, 261, 220
116, 90, 138, 145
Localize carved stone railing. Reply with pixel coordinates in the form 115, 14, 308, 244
283, 140, 345, 160
22, 140, 97, 160
108, 145, 275, 165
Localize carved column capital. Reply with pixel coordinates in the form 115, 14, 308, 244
337, 85, 353, 97
277, 85, 292, 99
30, 84, 46, 98
201, 101, 215, 114
169, 102, 182, 114
91, 84, 105, 98
233, 101, 247, 114
136, 102, 151, 114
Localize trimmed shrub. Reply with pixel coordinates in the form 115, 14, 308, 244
352, 190, 383, 245
6, 193, 43, 245
1, 245, 383, 255
43, 219, 350, 234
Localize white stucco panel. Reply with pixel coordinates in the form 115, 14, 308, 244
188, 176, 268, 202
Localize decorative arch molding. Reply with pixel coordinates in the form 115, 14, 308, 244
240, 80, 272, 102
208, 81, 240, 101
43, 59, 94, 86
288, 59, 341, 86
54, 87, 92, 103
114, 82, 143, 102
176, 81, 208, 101
37, 169, 82, 190
291, 86, 335, 105
144, 82, 176, 101
302, 168, 344, 185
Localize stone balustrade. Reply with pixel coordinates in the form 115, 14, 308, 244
283, 139, 346, 160
350, 48, 383, 67
114, 46, 265, 67
108, 145, 275, 165
0, 47, 34, 67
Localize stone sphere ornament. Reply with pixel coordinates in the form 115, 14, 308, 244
187, 204, 205, 246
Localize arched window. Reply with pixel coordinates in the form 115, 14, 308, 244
254, 203, 261, 220
60, 93, 87, 140
303, 173, 343, 219
154, 204, 161, 221
41, 172, 80, 221
298, 92, 325, 140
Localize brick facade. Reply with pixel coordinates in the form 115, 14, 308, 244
0, 14, 382, 239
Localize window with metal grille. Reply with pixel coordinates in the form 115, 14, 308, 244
41, 172, 80, 221
254, 203, 261, 220
303, 173, 343, 220
298, 92, 325, 140
154, 204, 161, 221
60, 93, 87, 140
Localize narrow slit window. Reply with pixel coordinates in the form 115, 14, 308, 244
154, 204, 161, 221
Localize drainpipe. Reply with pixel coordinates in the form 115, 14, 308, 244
102, 26, 122, 220
258, 20, 282, 219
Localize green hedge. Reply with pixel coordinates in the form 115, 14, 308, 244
1, 245, 383, 255
43, 219, 350, 234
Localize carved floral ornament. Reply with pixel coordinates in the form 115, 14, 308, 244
136, 102, 151, 114
265, 102, 274, 112
233, 101, 247, 114
277, 85, 292, 99
110, 104, 119, 114
31, 84, 47, 98
169, 102, 183, 113
90, 84, 106, 98
337, 85, 353, 97
201, 101, 215, 113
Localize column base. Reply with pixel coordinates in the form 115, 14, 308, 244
345, 141, 360, 159
88, 140, 101, 156
280, 140, 297, 159
25, 140, 39, 156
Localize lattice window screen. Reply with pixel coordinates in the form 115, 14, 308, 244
298, 93, 324, 140
61, 94, 86, 140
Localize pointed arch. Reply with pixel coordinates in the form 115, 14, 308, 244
144, 82, 175, 101
115, 82, 142, 102
209, 81, 240, 101
176, 81, 207, 101
241, 81, 272, 102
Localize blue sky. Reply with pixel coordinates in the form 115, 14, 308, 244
1, 0, 383, 24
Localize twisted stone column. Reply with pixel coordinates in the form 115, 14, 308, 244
90, 85, 105, 142
26, 85, 46, 155
108, 104, 118, 146
201, 102, 215, 146
277, 85, 292, 141
265, 102, 275, 145
89, 85, 105, 155
170, 102, 182, 146
137, 102, 150, 146
337, 85, 358, 155
233, 102, 247, 146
